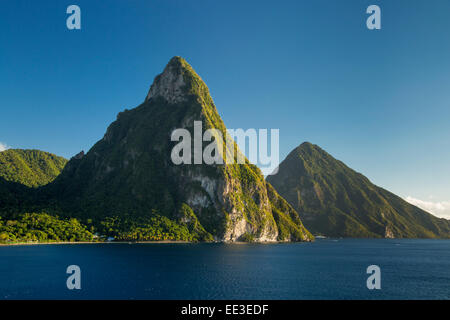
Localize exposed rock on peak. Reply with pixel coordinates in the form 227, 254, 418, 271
145, 57, 186, 104
145, 56, 207, 105
48, 57, 314, 242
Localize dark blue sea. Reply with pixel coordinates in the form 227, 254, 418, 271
0, 239, 449, 299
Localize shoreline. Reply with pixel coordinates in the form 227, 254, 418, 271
0, 239, 310, 246
0, 240, 282, 246
2, 238, 447, 247
0, 240, 193, 246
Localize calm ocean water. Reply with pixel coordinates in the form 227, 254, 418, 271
0, 239, 449, 299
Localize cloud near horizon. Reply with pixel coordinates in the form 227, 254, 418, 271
0, 142, 10, 152
405, 196, 450, 220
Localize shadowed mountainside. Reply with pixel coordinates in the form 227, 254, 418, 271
267, 142, 450, 238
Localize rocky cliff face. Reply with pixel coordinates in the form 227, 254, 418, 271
50, 57, 313, 242
384, 226, 395, 239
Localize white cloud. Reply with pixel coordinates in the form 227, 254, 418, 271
405, 196, 450, 219
0, 142, 10, 152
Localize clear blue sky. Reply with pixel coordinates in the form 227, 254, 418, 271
1, 1, 450, 216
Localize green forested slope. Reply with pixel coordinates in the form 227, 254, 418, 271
0, 149, 67, 187
267, 142, 450, 238
42, 56, 313, 242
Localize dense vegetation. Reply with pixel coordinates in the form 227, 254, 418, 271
96, 212, 213, 242
2, 57, 448, 241
0, 213, 93, 243
0, 210, 216, 244
266, 183, 314, 241
39, 56, 313, 242
267, 142, 450, 238
0, 149, 67, 187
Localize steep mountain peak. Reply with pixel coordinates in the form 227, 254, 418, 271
295, 142, 323, 153
268, 143, 450, 238
46, 57, 313, 243
287, 142, 329, 164
145, 56, 210, 105
299, 141, 314, 148
295, 142, 315, 154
